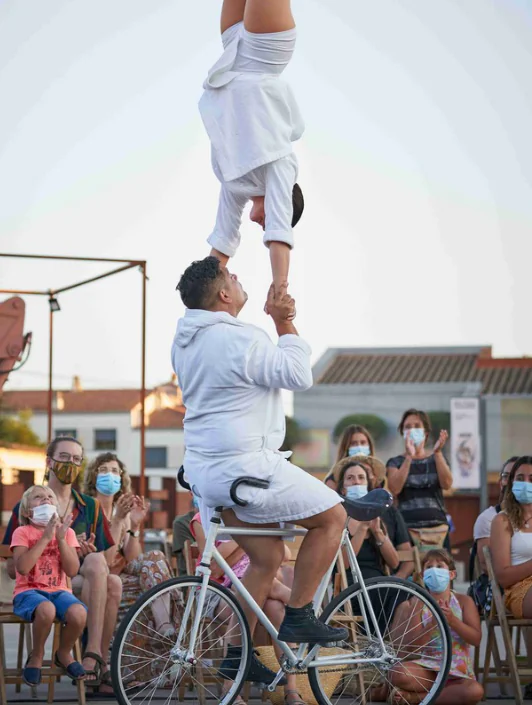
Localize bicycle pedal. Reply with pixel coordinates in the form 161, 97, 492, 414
321, 641, 343, 648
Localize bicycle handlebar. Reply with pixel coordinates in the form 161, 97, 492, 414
229, 477, 270, 506
177, 466, 270, 507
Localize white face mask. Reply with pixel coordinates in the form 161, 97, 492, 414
31, 503, 57, 527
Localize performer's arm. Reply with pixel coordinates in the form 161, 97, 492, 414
208, 185, 248, 260
263, 158, 297, 291
244, 288, 312, 391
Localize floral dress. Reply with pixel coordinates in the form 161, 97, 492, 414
415, 592, 475, 680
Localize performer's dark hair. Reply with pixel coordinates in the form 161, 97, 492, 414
292, 183, 304, 227
176, 256, 226, 309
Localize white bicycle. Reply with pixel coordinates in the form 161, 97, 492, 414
111, 474, 451, 705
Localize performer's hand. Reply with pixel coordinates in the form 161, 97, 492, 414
267, 284, 296, 323
264, 283, 296, 320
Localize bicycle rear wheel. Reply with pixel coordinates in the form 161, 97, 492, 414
111, 576, 252, 705
307, 577, 452, 705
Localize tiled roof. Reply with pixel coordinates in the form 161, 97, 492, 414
147, 407, 185, 429
1, 389, 149, 413
316, 351, 532, 395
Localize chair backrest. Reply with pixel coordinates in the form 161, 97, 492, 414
183, 540, 199, 576
483, 545, 507, 623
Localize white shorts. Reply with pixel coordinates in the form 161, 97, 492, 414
186, 451, 342, 527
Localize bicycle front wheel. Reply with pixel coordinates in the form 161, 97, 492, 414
308, 577, 452, 705
111, 576, 252, 705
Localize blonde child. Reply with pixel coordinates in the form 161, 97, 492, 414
389, 549, 483, 704
11, 486, 87, 686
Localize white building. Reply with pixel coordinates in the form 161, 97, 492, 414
2, 376, 188, 527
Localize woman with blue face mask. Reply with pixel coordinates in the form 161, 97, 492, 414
324, 424, 376, 490
83, 453, 175, 688
491, 455, 532, 676
389, 548, 483, 704
386, 408, 453, 551
333, 458, 413, 583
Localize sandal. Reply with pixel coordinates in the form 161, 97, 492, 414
54, 653, 86, 681
284, 689, 307, 705
82, 651, 104, 688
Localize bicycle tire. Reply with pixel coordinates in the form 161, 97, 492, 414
111, 575, 252, 705
307, 576, 452, 705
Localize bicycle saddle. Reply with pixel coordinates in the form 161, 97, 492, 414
343, 488, 393, 522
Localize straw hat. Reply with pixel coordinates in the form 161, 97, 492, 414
254, 645, 350, 705
331, 455, 387, 488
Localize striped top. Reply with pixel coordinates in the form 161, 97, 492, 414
386, 454, 447, 529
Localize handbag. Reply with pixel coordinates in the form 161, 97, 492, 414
408, 524, 449, 553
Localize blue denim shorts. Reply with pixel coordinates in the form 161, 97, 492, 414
13, 590, 86, 622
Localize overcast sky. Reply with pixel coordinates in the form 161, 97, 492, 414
1, 0, 531, 396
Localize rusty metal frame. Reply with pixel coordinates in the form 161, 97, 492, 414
0, 253, 148, 496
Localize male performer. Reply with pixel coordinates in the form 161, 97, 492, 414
172, 257, 347, 683
200, 0, 304, 295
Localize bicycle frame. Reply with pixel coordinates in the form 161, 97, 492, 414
180, 507, 395, 683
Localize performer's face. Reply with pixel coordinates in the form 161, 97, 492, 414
224, 268, 248, 311
249, 196, 265, 229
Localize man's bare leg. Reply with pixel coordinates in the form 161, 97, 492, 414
221, 509, 285, 638
221, 0, 247, 34
289, 504, 346, 607
244, 0, 295, 34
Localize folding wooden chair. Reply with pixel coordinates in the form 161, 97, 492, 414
0, 544, 86, 705
482, 546, 532, 705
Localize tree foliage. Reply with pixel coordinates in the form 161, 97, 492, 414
333, 414, 388, 443
280, 416, 307, 452
427, 411, 451, 444
0, 408, 44, 447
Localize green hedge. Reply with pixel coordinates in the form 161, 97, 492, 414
333, 414, 388, 444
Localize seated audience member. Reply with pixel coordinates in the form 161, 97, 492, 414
472, 456, 517, 575
334, 457, 414, 581
386, 409, 453, 550
172, 498, 196, 576
2, 436, 120, 693
491, 455, 532, 675
324, 424, 376, 490
83, 453, 174, 631
190, 513, 303, 705
390, 549, 483, 705
11, 486, 87, 686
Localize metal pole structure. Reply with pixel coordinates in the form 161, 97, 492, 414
479, 395, 489, 512
47, 296, 54, 443
140, 263, 147, 499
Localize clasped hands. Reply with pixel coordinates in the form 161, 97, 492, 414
264, 283, 296, 322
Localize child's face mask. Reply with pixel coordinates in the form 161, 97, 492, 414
31, 503, 58, 527
423, 567, 450, 593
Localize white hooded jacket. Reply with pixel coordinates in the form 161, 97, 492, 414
171, 309, 312, 504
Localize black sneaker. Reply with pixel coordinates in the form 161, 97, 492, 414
218, 645, 287, 685
277, 603, 349, 645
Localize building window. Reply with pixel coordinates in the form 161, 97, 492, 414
94, 429, 117, 451
55, 429, 77, 439
145, 447, 167, 468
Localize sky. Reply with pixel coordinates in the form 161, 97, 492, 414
1, 0, 532, 396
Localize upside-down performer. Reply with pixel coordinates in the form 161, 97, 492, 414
172, 257, 348, 685
199, 0, 305, 296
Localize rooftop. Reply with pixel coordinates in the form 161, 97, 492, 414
315, 346, 532, 395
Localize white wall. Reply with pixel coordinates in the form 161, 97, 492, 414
27, 411, 185, 477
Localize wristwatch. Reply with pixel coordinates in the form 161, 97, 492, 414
127, 529, 140, 538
